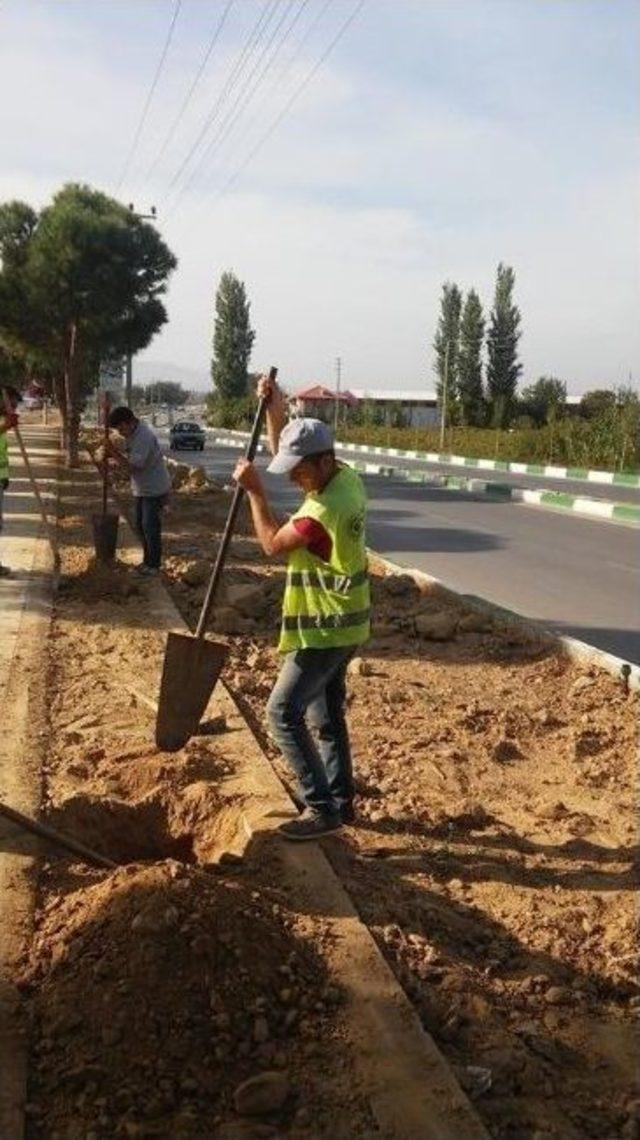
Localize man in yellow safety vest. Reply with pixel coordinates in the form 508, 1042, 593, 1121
233, 374, 370, 841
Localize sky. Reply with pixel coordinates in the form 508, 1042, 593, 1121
0, 0, 638, 395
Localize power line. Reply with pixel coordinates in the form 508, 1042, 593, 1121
144, 0, 237, 184
215, 0, 366, 201
206, 0, 334, 191
167, 0, 308, 214
162, 0, 280, 203
115, 0, 183, 194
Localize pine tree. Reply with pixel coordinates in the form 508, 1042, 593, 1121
211, 271, 255, 399
457, 289, 485, 426
433, 282, 462, 417
486, 263, 522, 427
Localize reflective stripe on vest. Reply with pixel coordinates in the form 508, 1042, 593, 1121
286, 568, 369, 594
282, 607, 371, 633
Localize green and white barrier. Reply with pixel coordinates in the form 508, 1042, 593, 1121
336, 441, 640, 488
349, 461, 640, 525
208, 429, 640, 525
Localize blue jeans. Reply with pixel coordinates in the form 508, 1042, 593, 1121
266, 647, 356, 816
134, 494, 168, 569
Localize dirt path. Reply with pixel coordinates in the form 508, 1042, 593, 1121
11, 448, 640, 1139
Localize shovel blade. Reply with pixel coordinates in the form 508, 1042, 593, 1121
155, 632, 227, 752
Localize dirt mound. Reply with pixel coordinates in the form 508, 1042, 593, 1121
166, 457, 225, 494
23, 863, 337, 1139
58, 551, 140, 603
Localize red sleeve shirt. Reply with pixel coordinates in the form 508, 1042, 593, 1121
292, 517, 332, 562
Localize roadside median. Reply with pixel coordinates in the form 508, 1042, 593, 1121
2, 436, 637, 1140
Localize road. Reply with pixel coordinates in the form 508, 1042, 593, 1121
163, 437, 640, 664
211, 431, 640, 504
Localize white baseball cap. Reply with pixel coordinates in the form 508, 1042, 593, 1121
267, 418, 334, 475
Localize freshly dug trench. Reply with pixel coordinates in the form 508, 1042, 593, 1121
47, 783, 249, 867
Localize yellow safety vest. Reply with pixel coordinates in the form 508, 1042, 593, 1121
278, 464, 370, 652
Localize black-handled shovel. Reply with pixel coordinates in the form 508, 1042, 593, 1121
155, 367, 276, 751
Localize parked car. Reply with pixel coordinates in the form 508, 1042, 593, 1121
169, 421, 206, 451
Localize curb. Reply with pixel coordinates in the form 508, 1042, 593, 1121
337, 441, 640, 488
205, 432, 640, 525
349, 463, 640, 525
367, 551, 640, 690
209, 428, 640, 489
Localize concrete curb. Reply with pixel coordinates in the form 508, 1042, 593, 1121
350, 463, 640, 525
210, 428, 640, 489
367, 551, 640, 690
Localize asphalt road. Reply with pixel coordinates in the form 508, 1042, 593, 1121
163, 438, 640, 664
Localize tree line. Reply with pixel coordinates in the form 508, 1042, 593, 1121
431, 264, 638, 467
433, 262, 525, 429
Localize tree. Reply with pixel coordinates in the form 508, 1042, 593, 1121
433, 282, 462, 419
579, 388, 616, 421
520, 376, 566, 427
211, 271, 255, 400
144, 381, 188, 407
0, 183, 177, 464
457, 289, 485, 425
486, 263, 522, 427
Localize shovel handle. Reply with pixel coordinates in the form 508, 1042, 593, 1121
194, 366, 277, 640
0, 798, 117, 869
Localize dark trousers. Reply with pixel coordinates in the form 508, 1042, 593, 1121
134, 494, 168, 569
266, 647, 356, 816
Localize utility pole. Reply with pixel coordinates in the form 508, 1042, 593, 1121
439, 340, 449, 451
334, 356, 342, 434
125, 203, 157, 407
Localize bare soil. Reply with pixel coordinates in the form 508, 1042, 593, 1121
17, 454, 640, 1140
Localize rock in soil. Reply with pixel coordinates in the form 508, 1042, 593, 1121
233, 1071, 290, 1115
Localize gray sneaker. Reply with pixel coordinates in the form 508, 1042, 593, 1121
278, 809, 343, 842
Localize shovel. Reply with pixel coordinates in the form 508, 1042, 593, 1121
91, 391, 119, 562
2, 386, 61, 573
155, 366, 277, 752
